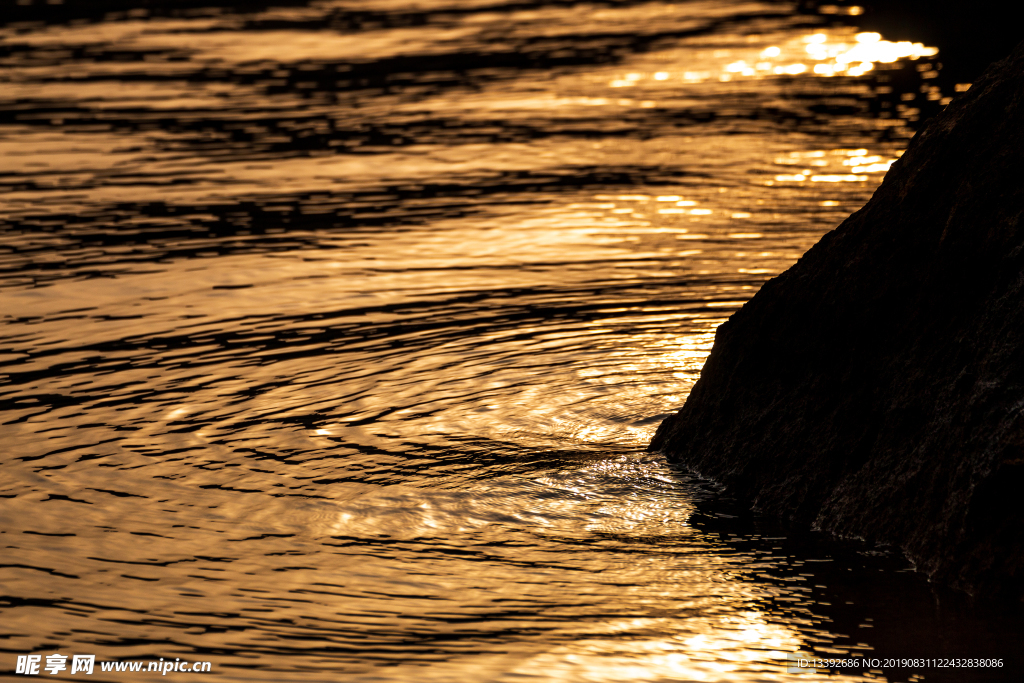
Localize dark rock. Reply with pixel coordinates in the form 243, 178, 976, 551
649, 41, 1024, 600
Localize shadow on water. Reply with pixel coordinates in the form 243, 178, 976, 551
681, 479, 1024, 682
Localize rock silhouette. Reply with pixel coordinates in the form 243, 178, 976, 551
650, 41, 1024, 600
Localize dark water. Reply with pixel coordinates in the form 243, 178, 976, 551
2, 1, 1021, 680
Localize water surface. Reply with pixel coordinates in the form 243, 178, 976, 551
2, 1, 1020, 681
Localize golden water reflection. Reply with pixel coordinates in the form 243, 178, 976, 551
609, 27, 937, 87
0, 0, 984, 679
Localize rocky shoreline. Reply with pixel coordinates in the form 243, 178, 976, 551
651, 41, 1024, 600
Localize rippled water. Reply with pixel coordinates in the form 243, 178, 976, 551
2, 1, 1022, 681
